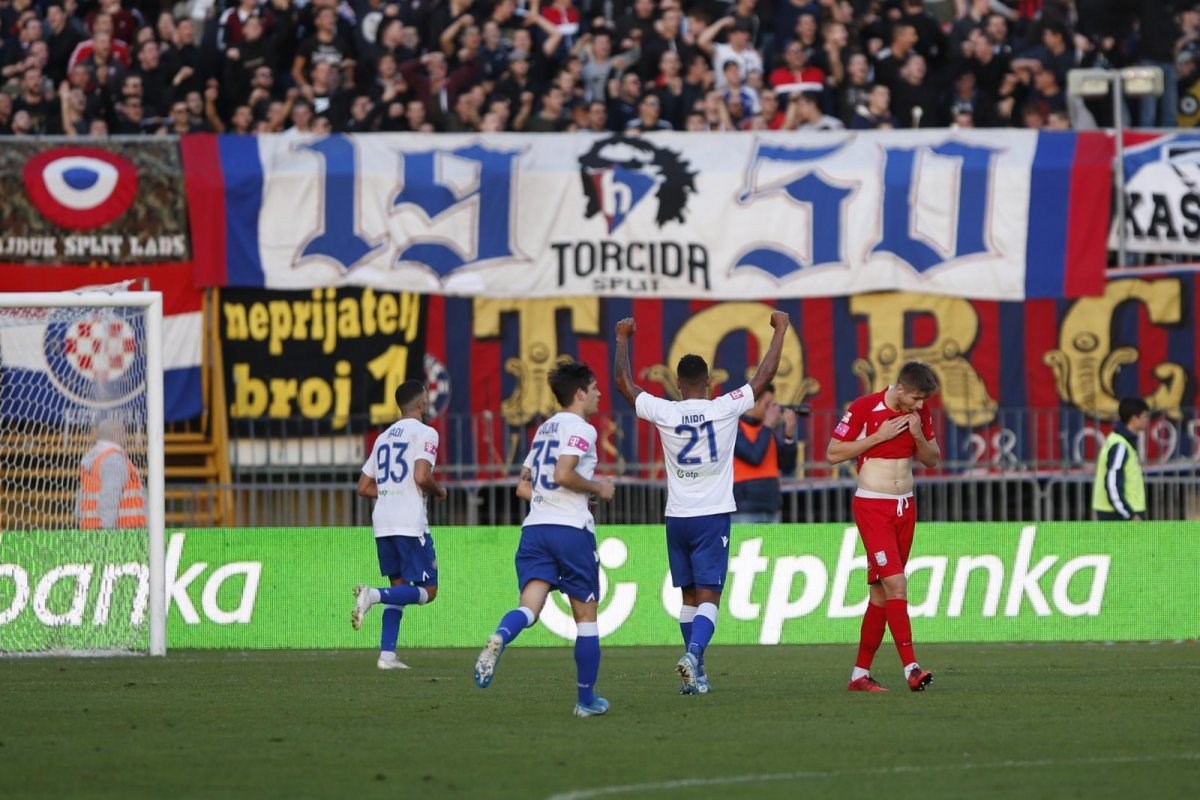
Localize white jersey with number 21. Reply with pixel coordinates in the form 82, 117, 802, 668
636, 383, 755, 518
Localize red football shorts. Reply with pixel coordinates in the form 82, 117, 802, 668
852, 492, 916, 583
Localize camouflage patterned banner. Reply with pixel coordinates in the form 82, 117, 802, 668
0, 140, 190, 266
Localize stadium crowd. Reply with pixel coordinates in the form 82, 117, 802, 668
0, 0, 1194, 136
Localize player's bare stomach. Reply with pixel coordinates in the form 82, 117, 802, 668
858, 457, 915, 495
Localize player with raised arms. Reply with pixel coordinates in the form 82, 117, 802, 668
614, 311, 790, 694
473, 362, 617, 718
351, 380, 447, 670
827, 361, 941, 692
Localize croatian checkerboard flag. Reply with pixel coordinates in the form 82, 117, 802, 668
0, 265, 203, 423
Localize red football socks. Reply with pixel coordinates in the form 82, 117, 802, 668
885, 598, 917, 666
855, 602, 888, 670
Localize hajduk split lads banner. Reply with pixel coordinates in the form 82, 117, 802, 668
0, 139, 203, 422
1, 523, 1193, 652
182, 131, 1109, 301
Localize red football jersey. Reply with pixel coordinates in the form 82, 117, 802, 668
832, 388, 936, 469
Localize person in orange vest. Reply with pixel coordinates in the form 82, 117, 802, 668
77, 418, 147, 530
732, 383, 799, 524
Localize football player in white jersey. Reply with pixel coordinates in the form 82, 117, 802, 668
351, 380, 447, 670
473, 362, 617, 718
614, 311, 789, 693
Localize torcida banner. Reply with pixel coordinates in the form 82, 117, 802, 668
182, 131, 1109, 301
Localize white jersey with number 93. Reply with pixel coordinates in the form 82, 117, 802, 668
362, 418, 439, 537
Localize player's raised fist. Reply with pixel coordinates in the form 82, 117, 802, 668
615, 318, 636, 338
770, 310, 790, 330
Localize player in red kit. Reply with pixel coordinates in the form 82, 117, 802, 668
827, 362, 941, 692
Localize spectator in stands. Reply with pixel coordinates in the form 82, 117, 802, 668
700, 16, 762, 91
966, 26, 1011, 99
851, 82, 895, 128
88, 0, 137, 50
732, 383, 799, 525
641, 4, 689, 85
946, 67, 994, 127
44, 3, 84, 84
525, 83, 570, 131
838, 51, 872, 125
950, 0, 992, 59
1092, 397, 1150, 521
875, 21, 917, 93
900, 0, 947, 68
162, 15, 203, 99
1178, 44, 1200, 127
58, 81, 91, 134
1135, 0, 1181, 128
758, 86, 786, 129
578, 29, 635, 104
134, 40, 172, 117
496, 49, 535, 113
0, 94, 12, 135
789, 88, 845, 129
722, 60, 761, 117
76, 418, 147, 531
3, 0, 1183, 137
581, 99, 607, 131
770, 38, 826, 96
606, 69, 642, 130
13, 65, 59, 134
892, 53, 941, 127
627, 90, 672, 130
615, 0, 657, 53
70, 13, 132, 71
77, 31, 127, 93
292, 4, 355, 96
2, 14, 44, 82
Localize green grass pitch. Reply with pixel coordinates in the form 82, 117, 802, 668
3, 643, 1197, 799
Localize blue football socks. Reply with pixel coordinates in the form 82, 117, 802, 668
575, 621, 601, 706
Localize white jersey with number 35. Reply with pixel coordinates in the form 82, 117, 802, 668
636, 384, 755, 518
362, 417, 439, 538
522, 411, 599, 532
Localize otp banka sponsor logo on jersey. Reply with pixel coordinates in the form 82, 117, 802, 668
540, 537, 638, 640
554, 135, 710, 295
23, 147, 138, 230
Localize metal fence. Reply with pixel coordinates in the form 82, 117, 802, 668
166, 407, 1200, 527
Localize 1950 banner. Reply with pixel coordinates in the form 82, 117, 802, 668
182, 131, 1110, 301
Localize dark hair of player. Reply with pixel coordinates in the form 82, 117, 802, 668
676, 354, 709, 388
897, 362, 940, 395
548, 361, 596, 407
394, 379, 427, 412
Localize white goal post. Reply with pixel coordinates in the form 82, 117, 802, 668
0, 290, 165, 656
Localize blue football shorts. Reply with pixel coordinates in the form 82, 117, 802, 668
375, 533, 438, 585
665, 513, 732, 591
515, 524, 600, 603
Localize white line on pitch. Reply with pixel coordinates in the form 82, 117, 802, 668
546, 752, 1200, 800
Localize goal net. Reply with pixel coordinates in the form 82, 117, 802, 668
0, 290, 165, 656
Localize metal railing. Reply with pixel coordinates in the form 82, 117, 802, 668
164, 407, 1200, 527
